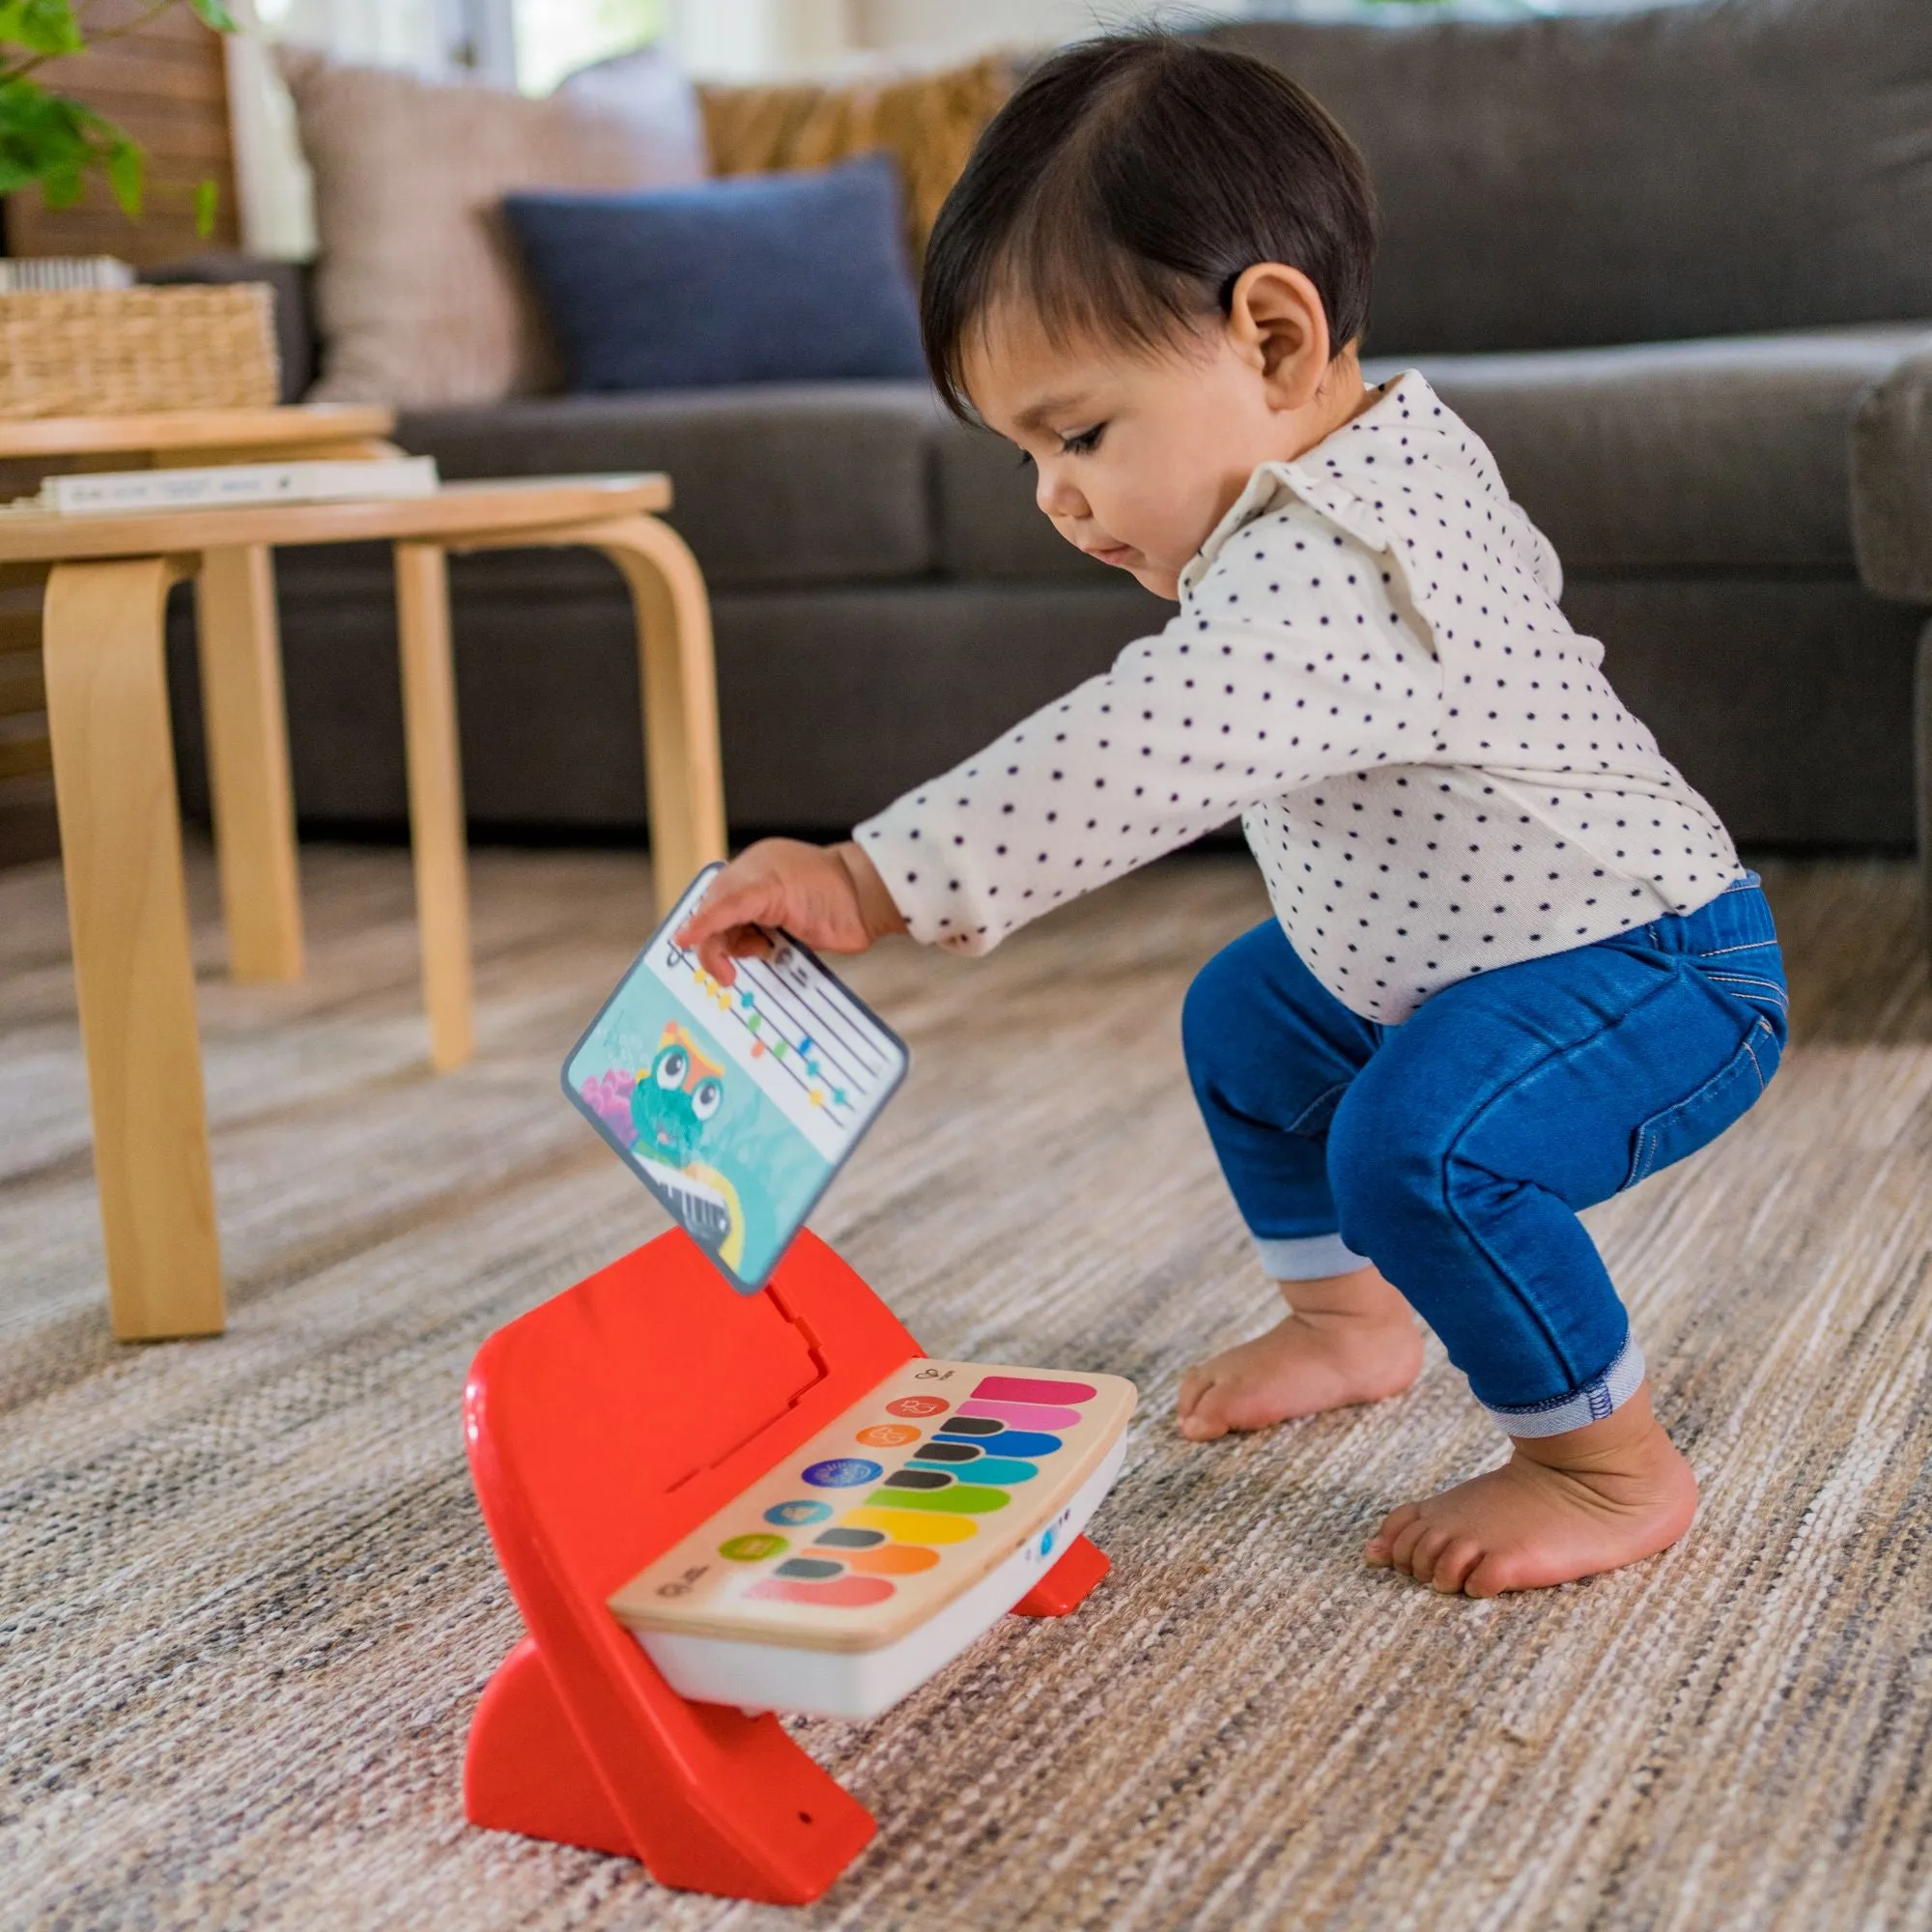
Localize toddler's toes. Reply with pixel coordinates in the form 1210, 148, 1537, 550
1431, 1538, 1485, 1595
1175, 1369, 1231, 1441
1389, 1515, 1433, 1577
1364, 1501, 1419, 1568
1463, 1548, 1529, 1600
1408, 1525, 1454, 1588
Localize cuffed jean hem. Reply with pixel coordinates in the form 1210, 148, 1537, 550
1256, 1232, 1373, 1281
1482, 1338, 1647, 1438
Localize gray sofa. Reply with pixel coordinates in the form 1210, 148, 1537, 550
162, 0, 1932, 873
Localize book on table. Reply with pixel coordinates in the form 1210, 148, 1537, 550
20, 456, 439, 516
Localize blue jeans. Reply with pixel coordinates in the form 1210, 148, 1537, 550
1181, 875, 1786, 1435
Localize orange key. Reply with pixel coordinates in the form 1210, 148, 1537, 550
843, 1543, 940, 1577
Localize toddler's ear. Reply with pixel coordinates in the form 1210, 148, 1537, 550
1227, 262, 1332, 410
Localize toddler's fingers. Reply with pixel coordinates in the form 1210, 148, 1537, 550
676, 876, 781, 952
694, 923, 774, 985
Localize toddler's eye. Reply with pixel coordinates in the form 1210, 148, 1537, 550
1061, 424, 1105, 456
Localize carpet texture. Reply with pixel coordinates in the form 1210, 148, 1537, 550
4, 846, 1930, 1931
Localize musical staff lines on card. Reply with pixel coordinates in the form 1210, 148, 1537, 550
660, 931, 898, 1145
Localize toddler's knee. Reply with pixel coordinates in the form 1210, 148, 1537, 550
1180, 937, 1259, 1092
1328, 1082, 1452, 1250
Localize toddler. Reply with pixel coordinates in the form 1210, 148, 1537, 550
679, 35, 1787, 1597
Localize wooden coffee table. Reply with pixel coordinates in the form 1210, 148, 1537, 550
0, 404, 397, 980
0, 474, 726, 1342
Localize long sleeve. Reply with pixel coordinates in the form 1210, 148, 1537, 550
854, 503, 1442, 953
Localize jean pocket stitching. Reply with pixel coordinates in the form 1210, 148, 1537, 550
1742, 1027, 1769, 1096
1697, 940, 1779, 958
1703, 972, 1788, 1005
1624, 1025, 1776, 1191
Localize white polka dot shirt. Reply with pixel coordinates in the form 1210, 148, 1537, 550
855, 372, 1743, 1023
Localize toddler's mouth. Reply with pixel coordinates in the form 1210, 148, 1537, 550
1084, 543, 1137, 568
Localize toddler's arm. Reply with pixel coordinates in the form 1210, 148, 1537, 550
855, 506, 1435, 955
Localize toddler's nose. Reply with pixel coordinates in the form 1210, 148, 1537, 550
1036, 464, 1088, 523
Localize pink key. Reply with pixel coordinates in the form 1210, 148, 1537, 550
746, 1576, 895, 1607
957, 1400, 1083, 1430
972, 1376, 1096, 1406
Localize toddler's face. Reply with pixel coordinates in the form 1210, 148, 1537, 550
962, 298, 1351, 601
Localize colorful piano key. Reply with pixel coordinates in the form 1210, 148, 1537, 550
956, 1399, 1085, 1430
972, 1376, 1098, 1406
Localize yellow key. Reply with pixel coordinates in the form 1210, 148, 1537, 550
840, 1506, 979, 1546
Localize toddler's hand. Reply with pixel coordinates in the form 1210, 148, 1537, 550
674, 838, 906, 985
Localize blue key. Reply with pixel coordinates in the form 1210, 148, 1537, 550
912, 1455, 1037, 1486
933, 1428, 1061, 1459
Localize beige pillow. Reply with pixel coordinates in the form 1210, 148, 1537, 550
281, 49, 706, 409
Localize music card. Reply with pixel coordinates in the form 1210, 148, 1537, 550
562, 865, 909, 1292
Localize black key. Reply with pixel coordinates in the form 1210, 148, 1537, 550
813, 1528, 885, 1548
775, 1558, 843, 1580
883, 1468, 952, 1490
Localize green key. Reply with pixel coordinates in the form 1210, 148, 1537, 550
858, 1483, 1010, 1515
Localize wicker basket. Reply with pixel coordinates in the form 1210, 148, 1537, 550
0, 284, 280, 418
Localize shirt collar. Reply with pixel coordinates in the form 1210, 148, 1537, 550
1179, 369, 1431, 597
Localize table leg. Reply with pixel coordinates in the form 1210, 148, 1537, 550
1918, 618, 1932, 949
42, 555, 223, 1340
196, 545, 304, 981
590, 515, 727, 915
393, 541, 474, 1072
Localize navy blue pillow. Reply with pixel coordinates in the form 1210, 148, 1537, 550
504, 153, 927, 391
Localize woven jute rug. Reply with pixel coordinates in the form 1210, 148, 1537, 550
4, 845, 1929, 1931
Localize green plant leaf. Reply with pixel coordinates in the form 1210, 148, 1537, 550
193, 174, 216, 236
0, 78, 142, 216
38, 160, 78, 207
0, 5, 203, 223
105, 134, 141, 215
0, 1, 83, 57
0, 80, 94, 169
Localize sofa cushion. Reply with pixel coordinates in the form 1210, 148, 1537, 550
504, 156, 924, 392
1204, 0, 1932, 355
395, 383, 940, 591
933, 327, 1926, 581
1381, 326, 1930, 574
283, 49, 705, 409
696, 54, 1016, 266
1851, 335, 1932, 602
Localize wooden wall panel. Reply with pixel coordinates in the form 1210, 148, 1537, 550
7, 3, 240, 268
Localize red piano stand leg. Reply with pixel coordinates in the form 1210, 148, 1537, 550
461, 1630, 874, 1901
465, 1636, 634, 1859
1010, 1534, 1111, 1618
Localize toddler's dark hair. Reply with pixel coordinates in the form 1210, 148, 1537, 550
921, 34, 1377, 421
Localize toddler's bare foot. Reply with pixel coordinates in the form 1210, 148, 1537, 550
1364, 1384, 1697, 1597
1177, 1264, 1423, 1440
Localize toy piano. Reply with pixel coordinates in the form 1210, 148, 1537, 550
611, 1356, 1134, 1719
462, 1227, 1135, 1905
